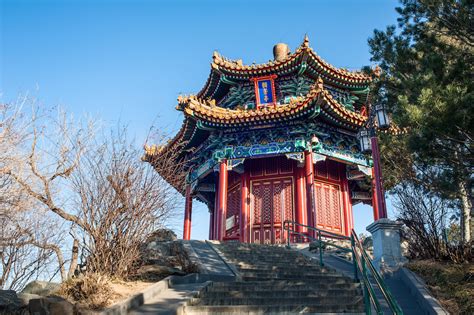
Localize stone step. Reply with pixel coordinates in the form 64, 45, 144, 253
207, 281, 361, 291
189, 296, 365, 307
221, 252, 298, 257
240, 274, 353, 282
225, 256, 302, 260
218, 247, 293, 251
200, 289, 361, 299
234, 264, 326, 273
224, 253, 303, 258
227, 258, 305, 263
228, 259, 314, 265
183, 304, 364, 314
190, 243, 366, 315
236, 266, 334, 274
237, 271, 342, 279
219, 251, 294, 255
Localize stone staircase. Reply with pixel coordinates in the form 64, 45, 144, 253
182, 242, 364, 314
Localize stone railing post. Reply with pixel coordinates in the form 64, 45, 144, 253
366, 218, 406, 273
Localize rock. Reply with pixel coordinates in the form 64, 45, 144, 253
146, 229, 177, 242
29, 298, 47, 315
0, 290, 22, 313
147, 255, 180, 268
145, 240, 172, 257
49, 298, 74, 315
22, 280, 61, 296
29, 296, 74, 315
17, 292, 42, 306
141, 230, 179, 264
137, 264, 185, 279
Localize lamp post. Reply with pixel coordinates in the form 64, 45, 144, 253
358, 103, 390, 219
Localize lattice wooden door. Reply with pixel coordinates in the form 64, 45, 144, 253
250, 178, 294, 244
314, 181, 344, 234
225, 184, 241, 239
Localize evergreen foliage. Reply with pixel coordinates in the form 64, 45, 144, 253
368, 0, 473, 241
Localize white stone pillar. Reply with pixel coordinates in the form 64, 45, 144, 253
366, 218, 406, 273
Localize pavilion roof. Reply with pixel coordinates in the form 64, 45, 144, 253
179, 78, 366, 129
144, 77, 369, 167
197, 36, 380, 101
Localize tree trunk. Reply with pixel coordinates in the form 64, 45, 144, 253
67, 239, 79, 279
459, 179, 472, 242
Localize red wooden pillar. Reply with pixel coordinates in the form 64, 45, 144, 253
216, 159, 228, 240
371, 136, 387, 218
295, 166, 307, 234
341, 166, 353, 236
240, 171, 249, 243
304, 151, 315, 236
371, 167, 380, 221
183, 185, 192, 240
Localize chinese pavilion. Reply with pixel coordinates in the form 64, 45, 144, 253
145, 36, 382, 244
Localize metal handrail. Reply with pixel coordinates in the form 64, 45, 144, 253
283, 220, 403, 315
352, 231, 403, 314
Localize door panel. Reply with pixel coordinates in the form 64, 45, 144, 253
251, 178, 294, 244
314, 181, 343, 234
225, 184, 241, 239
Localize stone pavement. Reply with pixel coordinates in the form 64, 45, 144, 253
128, 283, 206, 315
182, 240, 236, 279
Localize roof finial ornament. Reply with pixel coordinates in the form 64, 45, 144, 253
273, 43, 290, 62
303, 34, 310, 48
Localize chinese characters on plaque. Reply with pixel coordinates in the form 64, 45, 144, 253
252, 75, 277, 108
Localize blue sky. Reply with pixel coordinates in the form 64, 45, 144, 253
1, 0, 400, 239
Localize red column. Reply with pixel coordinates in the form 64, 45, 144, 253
295, 166, 307, 234
341, 166, 353, 236
183, 185, 192, 240
216, 159, 228, 240
304, 151, 315, 236
240, 171, 249, 243
371, 167, 380, 221
371, 136, 387, 218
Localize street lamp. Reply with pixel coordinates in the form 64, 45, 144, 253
358, 103, 390, 219
374, 104, 390, 129
358, 129, 372, 154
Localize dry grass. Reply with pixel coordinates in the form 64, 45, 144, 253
57, 273, 114, 310
407, 260, 474, 315
57, 273, 155, 311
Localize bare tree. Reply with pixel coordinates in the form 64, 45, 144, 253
0, 100, 62, 289
2, 98, 186, 281
3, 106, 95, 282
394, 181, 472, 262
70, 127, 184, 278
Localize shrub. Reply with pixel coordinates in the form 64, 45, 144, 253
407, 260, 474, 315
57, 273, 114, 310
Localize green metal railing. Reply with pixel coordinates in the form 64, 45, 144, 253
283, 220, 403, 315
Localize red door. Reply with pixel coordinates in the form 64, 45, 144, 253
225, 184, 241, 240
314, 181, 344, 234
250, 178, 294, 244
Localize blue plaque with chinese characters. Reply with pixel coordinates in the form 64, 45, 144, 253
257, 79, 274, 104
252, 75, 277, 108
